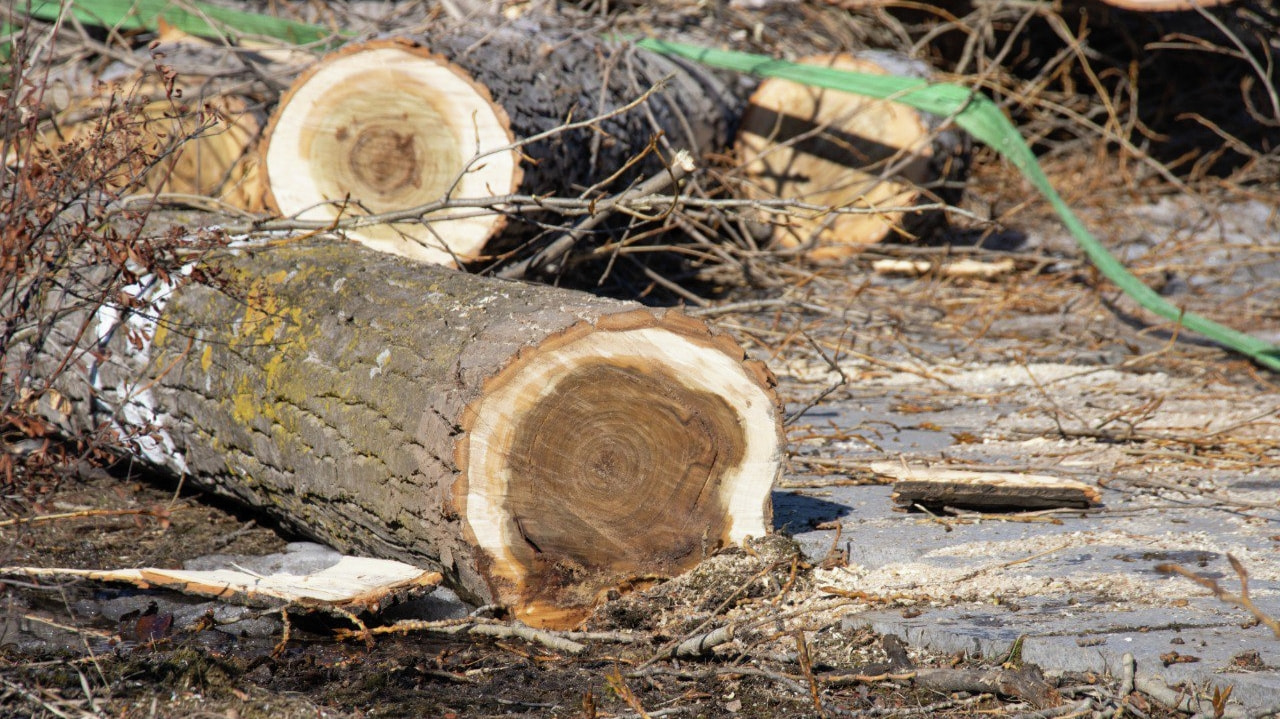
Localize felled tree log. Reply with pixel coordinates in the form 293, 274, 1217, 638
262, 19, 741, 266
29, 21, 282, 211
29, 240, 782, 628
735, 52, 968, 260
33, 90, 263, 211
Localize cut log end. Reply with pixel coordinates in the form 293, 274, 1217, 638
457, 309, 782, 628
736, 53, 960, 260
263, 40, 520, 266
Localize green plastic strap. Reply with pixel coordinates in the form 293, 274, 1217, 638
638, 38, 1280, 371
23, 0, 348, 47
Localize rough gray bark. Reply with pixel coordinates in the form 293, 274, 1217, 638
420, 18, 744, 197
19, 239, 782, 627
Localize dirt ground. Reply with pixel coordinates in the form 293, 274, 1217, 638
0, 474, 1189, 719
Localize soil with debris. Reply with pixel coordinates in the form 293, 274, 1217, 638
0, 472, 1186, 719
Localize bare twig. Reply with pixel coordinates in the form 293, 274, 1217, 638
794, 631, 826, 717
636, 556, 793, 669
336, 617, 641, 655
784, 331, 850, 426
497, 149, 696, 280
605, 668, 652, 719
0, 675, 76, 719
0, 507, 179, 528
1156, 553, 1280, 638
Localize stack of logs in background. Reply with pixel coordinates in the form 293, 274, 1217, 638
49, 13, 972, 271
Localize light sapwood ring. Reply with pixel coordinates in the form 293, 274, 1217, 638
456, 310, 781, 627
262, 40, 519, 266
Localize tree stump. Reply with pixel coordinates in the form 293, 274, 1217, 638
29, 239, 783, 628
735, 52, 968, 260
262, 20, 742, 266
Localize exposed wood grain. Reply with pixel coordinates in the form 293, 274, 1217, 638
873, 463, 1101, 511
262, 20, 742, 267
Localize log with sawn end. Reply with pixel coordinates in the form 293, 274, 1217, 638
21, 240, 784, 628
262, 19, 742, 267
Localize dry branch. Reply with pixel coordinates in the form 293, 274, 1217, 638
913, 666, 1060, 710
1156, 553, 1280, 638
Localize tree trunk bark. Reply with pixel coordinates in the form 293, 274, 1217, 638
29, 240, 783, 628
262, 18, 744, 266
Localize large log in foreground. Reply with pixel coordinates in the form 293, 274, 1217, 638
49, 241, 783, 628
263, 21, 741, 266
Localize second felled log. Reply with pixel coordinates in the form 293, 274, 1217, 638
23, 239, 783, 628
736, 52, 968, 260
262, 20, 741, 266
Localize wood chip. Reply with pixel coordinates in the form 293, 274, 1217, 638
872, 258, 1016, 280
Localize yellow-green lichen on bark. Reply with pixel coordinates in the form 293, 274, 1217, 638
219, 268, 314, 427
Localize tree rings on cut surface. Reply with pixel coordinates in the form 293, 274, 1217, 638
457, 310, 781, 628
262, 40, 519, 266
736, 53, 962, 260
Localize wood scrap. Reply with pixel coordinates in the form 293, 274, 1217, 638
872, 258, 1016, 280
871, 462, 1101, 511
2, 557, 441, 613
